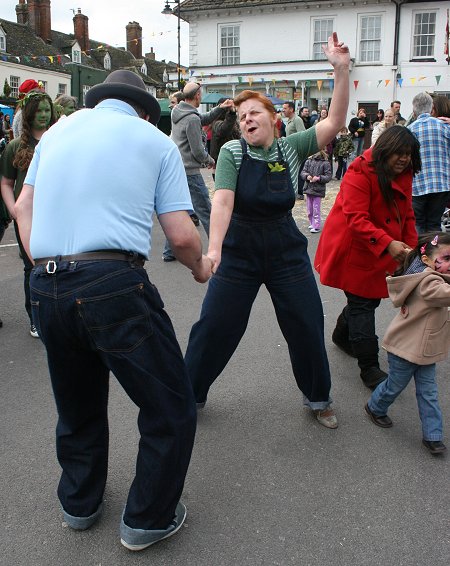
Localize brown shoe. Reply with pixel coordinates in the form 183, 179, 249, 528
364, 403, 392, 428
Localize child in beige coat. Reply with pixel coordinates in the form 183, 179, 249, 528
365, 232, 450, 455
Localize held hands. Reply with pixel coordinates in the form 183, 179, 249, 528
387, 240, 411, 263
207, 249, 221, 274
192, 254, 214, 283
322, 32, 350, 70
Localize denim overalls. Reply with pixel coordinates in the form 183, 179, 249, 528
185, 139, 332, 408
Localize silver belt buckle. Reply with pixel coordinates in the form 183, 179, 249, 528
46, 260, 57, 274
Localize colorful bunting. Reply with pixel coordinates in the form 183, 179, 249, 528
353, 80, 359, 90
377, 80, 383, 87
248, 76, 254, 86
317, 80, 323, 91
397, 78, 403, 88
436, 75, 441, 85
384, 79, 390, 86
237, 76, 243, 83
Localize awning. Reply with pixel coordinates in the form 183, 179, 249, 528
158, 98, 171, 117
201, 92, 227, 104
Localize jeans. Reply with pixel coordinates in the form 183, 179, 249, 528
163, 173, 211, 259
352, 137, 364, 157
412, 191, 450, 234
369, 352, 442, 441
335, 157, 347, 180
30, 259, 196, 530
14, 221, 33, 324
185, 213, 332, 409
344, 292, 381, 343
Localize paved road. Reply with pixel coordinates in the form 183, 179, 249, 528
1, 176, 448, 566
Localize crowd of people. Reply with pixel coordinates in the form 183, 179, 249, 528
0, 31, 449, 553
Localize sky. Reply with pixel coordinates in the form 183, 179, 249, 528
2, 0, 190, 65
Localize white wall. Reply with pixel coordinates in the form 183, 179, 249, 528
186, 1, 450, 123
0, 61, 71, 103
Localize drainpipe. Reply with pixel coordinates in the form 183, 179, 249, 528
392, 0, 406, 101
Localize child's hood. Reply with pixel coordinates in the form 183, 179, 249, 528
387, 268, 450, 307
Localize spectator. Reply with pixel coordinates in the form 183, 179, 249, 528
408, 92, 450, 233
301, 149, 332, 233
374, 109, 384, 123
333, 126, 354, 180
348, 108, 370, 157
299, 106, 312, 129
391, 100, 406, 125
282, 101, 305, 136
370, 107, 396, 146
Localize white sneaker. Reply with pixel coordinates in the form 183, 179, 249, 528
309, 228, 321, 233
30, 324, 39, 338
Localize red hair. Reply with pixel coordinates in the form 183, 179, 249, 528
234, 90, 276, 114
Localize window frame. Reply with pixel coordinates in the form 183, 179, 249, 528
9, 75, 20, 98
72, 48, 81, 64
218, 23, 240, 66
103, 52, 111, 71
411, 10, 437, 60
312, 18, 334, 61
0, 27, 6, 52
358, 13, 383, 64
58, 83, 67, 95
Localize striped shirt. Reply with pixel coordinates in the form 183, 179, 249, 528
215, 127, 318, 193
408, 113, 450, 196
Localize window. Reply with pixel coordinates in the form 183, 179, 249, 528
10, 76, 20, 98
412, 12, 436, 58
219, 25, 240, 65
0, 28, 6, 52
313, 19, 334, 60
104, 52, 111, 71
141, 62, 147, 75
72, 49, 81, 63
359, 15, 382, 63
58, 83, 67, 95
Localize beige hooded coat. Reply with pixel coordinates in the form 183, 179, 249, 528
382, 268, 450, 365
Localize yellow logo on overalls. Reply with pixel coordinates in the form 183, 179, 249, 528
267, 162, 286, 173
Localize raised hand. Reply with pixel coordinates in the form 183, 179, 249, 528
322, 32, 350, 70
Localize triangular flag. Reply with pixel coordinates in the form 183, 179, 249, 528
385, 79, 390, 86
248, 76, 254, 86
237, 76, 243, 83
419, 76, 426, 81
190, 70, 195, 77
353, 80, 359, 90
397, 78, 403, 87
272, 79, 276, 85
436, 75, 441, 85
317, 80, 323, 91
329, 79, 334, 90
410, 77, 416, 85
260, 78, 265, 83
57, 55, 62, 63
377, 80, 382, 88
367, 81, 372, 88
49, 56, 54, 63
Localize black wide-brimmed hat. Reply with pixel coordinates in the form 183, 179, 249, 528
85, 70, 161, 125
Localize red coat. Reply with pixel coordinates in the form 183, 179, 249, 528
314, 148, 417, 299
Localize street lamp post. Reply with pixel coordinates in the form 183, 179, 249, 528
161, 0, 181, 90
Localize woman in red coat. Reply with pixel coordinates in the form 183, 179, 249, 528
314, 126, 421, 388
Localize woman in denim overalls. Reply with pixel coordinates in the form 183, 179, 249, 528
185, 34, 351, 429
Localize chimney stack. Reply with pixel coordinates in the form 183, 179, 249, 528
26, 0, 52, 43
73, 8, 90, 53
16, 0, 28, 25
145, 47, 156, 61
126, 22, 142, 59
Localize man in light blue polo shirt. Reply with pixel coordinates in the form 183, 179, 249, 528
15, 70, 212, 552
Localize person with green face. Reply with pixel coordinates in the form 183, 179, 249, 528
54, 95, 78, 120
1, 91, 55, 337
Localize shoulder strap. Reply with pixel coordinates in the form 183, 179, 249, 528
239, 138, 248, 154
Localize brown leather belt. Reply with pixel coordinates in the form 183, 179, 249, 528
34, 251, 145, 271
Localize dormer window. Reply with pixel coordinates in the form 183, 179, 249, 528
0, 27, 6, 52
104, 52, 111, 71
141, 62, 147, 75
72, 48, 81, 63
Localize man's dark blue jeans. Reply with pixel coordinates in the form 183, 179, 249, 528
30, 259, 196, 530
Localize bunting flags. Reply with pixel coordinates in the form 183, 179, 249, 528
248, 76, 254, 86
436, 75, 441, 85
353, 80, 359, 90
0, 52, 70, 64
397, 78, 403, 88
317, 80, 323, 91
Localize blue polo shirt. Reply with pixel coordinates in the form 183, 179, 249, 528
25, 99, 192, 258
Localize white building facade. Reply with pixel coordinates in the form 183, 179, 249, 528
179, 0, 450, 122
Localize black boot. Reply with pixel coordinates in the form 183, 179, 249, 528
352, 339, 387, 389
332, 312, 356, 358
